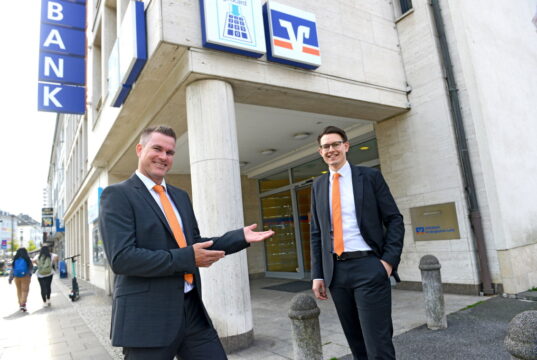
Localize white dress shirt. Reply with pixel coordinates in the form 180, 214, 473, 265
135, 171, 194, 293
329, 162, 372, 252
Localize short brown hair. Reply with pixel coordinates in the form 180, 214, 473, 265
317, 126, 348, 144
140, 126, 177, 145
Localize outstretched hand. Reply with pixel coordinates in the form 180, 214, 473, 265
193, 241, 225, 267
243, 224, 274, 243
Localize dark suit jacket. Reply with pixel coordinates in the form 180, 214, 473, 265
310, 165, 404, 287
99, 174, 249, 348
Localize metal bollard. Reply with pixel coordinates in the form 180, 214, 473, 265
505, 310, 537, 360
419, 255, 447, 330
288, 294, 323, 360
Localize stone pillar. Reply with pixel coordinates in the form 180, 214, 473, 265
288, 294, 323, 360
186, 79, 253, 352
419, 255, 447, 330
505, 310, 537, 360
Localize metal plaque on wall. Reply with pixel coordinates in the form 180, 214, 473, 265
410, 202, 460, 241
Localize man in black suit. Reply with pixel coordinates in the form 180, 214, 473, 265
310, 126, 404, 360
100, 125, 274, 360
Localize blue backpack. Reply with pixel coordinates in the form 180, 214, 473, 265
13, 258, 28, 277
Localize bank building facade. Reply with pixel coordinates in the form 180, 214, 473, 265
43, 0, 537, 350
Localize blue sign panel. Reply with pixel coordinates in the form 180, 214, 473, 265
109, 0, 146, 108
41, 0, 86, 30
39, 53, 85, 85
38, 83, 85, 114
199, 0, 266, 58
55, 218, 65, 232
38, 0, 86, 114
264, 1, 321, 69
118, 0, 147, 86
40, 23, 85, 56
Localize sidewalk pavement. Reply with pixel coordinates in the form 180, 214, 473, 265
1, 275, 536, 360
0, 274, 113, 360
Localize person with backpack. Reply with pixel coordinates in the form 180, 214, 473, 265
8, 247, 33, 312
33, 246, 58, 307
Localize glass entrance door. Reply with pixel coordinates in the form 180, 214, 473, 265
261, 190, 299, 274
260, 185, 312, 279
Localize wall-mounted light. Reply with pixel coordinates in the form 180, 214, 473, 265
239, 161, 249, 167
260, 149, 276, 155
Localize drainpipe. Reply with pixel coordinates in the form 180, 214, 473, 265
430, 0, 494, 295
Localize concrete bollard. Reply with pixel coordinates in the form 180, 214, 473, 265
288, 293, 323, 360
505, 310, 537, 360
419, 255, 447, 330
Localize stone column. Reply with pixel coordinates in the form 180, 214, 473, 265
288, 294, 323, 360
186, 79, 253, 352
505, 310, 537, 360
419, 255, 447, 330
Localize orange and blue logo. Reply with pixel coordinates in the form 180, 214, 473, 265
265, 1, 321, 69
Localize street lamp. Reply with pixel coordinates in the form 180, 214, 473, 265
11, 214, 15, 257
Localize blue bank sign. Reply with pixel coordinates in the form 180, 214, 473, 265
38, 0, 86, 114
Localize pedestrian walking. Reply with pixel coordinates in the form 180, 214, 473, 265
33, 246, 58, 307
8, 247, 33, 312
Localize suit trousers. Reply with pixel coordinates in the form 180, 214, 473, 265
123, 290, 227, 360
329, 254, 395, 360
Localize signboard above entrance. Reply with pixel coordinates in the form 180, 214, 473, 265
199, 0, 266, 58
264, 1, 321, 69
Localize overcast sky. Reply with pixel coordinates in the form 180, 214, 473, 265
0, 3, 56, 221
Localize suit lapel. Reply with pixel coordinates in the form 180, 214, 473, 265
318, 173, 331, 227
351, 165, 364, 226
129, 174, 174, 238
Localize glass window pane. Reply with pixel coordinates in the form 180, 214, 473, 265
291, 157, 327, 182
261, 191, 298, 272
259, 170, 290, 193
347, 138, 378, 165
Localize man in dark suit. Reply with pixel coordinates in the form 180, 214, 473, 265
99, 125, 274, 360
310, 126, 404, 360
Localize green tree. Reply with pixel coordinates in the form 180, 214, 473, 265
27, 239, 37, 252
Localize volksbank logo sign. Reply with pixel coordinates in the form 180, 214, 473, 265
38, 0, 86, 115
264, 1, 321, 69
200, 0, 321, 70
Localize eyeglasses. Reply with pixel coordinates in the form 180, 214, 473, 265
319, 141, 344, 151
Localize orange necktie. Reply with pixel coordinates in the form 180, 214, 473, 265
332, 173, 344, 256
153, 185, 193, 284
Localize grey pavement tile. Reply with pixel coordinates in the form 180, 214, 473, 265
76, 330, 97, 339
70, 347, 114, 360
48, 342, 73, 356
51, 354, 73, 360
322, 342, 351, 360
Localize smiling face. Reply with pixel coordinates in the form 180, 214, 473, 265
318, 133, 350, 172
136, 131, 176, 184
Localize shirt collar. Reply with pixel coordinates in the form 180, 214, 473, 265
135, 170, 168, 192
329, 161, 351, 180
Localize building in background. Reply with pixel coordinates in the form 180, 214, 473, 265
45, 0, 537, 352
0, 210, 18, 258
45, 116, 69, 259
17, 214, 42, 250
